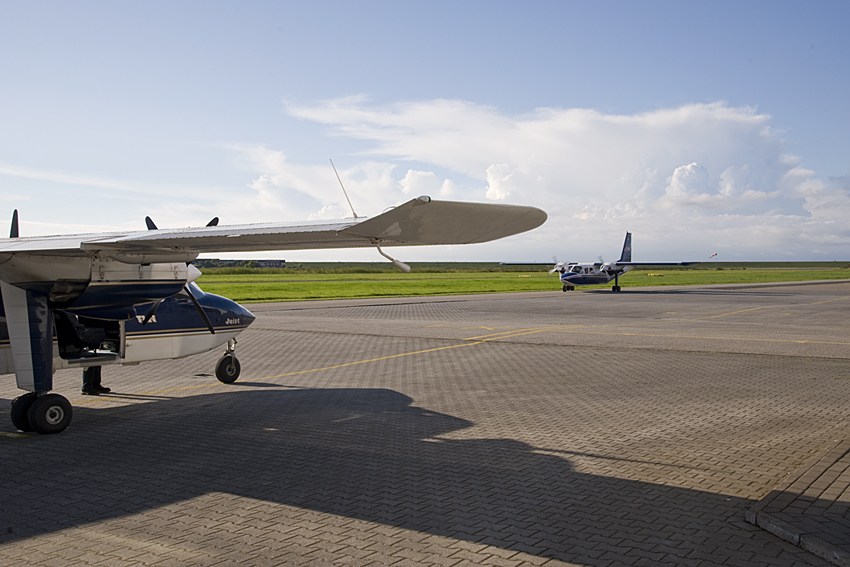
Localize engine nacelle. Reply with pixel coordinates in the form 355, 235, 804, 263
64, 260, 189, 319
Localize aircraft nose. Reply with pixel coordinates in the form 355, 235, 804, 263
238, 303, 256, 327
223, 297, 256, 328
195, 289, 257, 330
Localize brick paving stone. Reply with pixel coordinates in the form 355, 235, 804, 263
422, 555, 464, 566
747, 439, 850, 565
4, 285, 850, 566
360, 551, 403, 564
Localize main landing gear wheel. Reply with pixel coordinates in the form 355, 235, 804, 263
27, 394, 73, 434
215, 355, 241, 384
612, 285, 622, 292
562, 285, 575, 292
10, 393, 38, 432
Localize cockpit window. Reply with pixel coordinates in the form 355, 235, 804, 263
187, 282, 205, 297
180, 282, 205, 299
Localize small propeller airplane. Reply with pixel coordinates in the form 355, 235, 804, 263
504, 232, 696, 292
1, 196, 546, 434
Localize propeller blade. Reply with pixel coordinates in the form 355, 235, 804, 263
9, 209, 18, 238
184, 285, 215, 334
145, 216, 158, 230
141, 300, 162, 325
206, 217, 219, 227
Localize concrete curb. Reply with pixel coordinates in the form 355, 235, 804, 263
747, 439, 850, 567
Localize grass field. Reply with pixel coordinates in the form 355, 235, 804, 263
195, 263, 850, 302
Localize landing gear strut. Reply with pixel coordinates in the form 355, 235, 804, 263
612, 274, 622, 293
215, 339, 242, 384
10, 392, 73, 434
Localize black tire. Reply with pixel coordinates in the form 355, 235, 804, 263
562, 285, 568, 292
27, 394, 73, 434
215, 355, 241, 384
10, 393, 38, 432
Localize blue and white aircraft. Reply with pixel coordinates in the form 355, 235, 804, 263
1, 197, 546, 434
551, 232, 695, 292
504, 232, 695, 292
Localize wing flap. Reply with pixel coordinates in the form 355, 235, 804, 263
82, 221, 361, 258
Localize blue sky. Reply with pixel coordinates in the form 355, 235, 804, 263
1, 1, 848, 263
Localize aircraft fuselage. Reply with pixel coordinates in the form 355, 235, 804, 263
559, 264, 634, 287
0, 283, 255, 378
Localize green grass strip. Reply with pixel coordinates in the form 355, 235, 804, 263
196, 266, 850, 303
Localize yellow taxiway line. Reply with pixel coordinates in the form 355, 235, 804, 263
60, 293, 850, 405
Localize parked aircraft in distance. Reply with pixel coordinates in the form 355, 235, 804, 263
503, 232, 695, 292
1, 196, 546, 434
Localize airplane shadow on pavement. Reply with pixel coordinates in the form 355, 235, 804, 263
0, 388, 805, 565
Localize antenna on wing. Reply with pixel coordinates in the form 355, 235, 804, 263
10, 209, 19, 238
330, 159, 358, 219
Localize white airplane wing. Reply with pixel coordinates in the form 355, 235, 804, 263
0, 196, 546, 433
616, 262, 697, 266
0, 197, 547, 263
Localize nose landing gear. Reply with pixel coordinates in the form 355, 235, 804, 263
215, 339, 242, 384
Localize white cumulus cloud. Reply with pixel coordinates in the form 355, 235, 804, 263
5, 98, 845, 262
272, 98, 849, 260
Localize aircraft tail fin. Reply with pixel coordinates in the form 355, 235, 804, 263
618, 232, 632, 263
